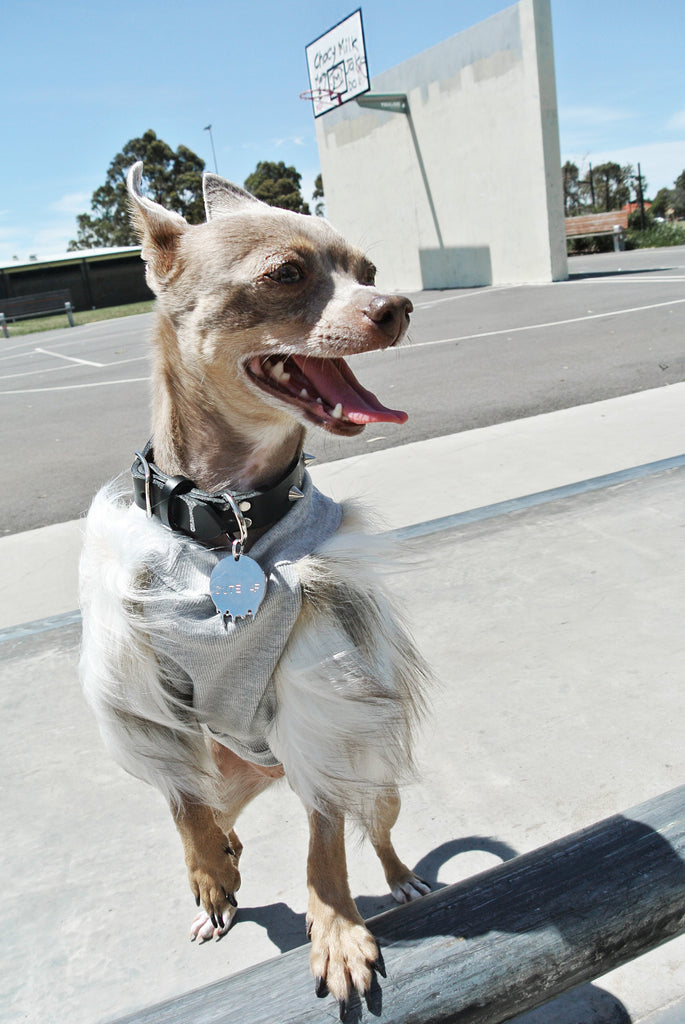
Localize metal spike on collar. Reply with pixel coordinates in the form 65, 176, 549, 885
288, 486, 305, 501
303, 452, 316, 465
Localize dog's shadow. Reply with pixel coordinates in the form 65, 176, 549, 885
234, 834, 634, 1024
236, 835, 519, 955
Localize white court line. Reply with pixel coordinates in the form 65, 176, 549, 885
0, 361, 88, 383
101, 355, 149, 369
34, 347, 104, 367
3, 296, 684, 389
413, 290, 489, 309
0, 376, 150, 396
405, 297, 685, 349
0, 352, 148, 383
572, 275, 685, 284
0, 312, 153, 356
412, 275, 685, 309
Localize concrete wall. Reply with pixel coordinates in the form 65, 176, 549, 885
315, 0, 568, 291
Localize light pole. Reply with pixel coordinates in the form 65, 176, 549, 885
203, 124, 219, 175
637, 162, 646, 231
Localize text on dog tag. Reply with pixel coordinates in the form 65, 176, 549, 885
210, 554, 267, 622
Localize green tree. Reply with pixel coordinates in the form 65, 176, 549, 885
313, 173, 325, 216
622, 164, 649, 207
590, 162, 631, 212
244, 161, 310, 214
562, 161, 584, 215
68, 130, 205, 249
651, 186, 675, 219
673, 169, 685, 219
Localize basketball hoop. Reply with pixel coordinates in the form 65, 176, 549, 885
299, 89, 343, 106
303, 11, 369, 117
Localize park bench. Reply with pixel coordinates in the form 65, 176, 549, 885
0, 289, 75, 337
565, 210, 629, 252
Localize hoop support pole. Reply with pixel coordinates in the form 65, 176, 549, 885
356, 92, 409, 114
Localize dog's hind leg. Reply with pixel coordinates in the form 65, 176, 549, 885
367, 787, 431, 904
179, 741, 284, 942
306, 808, 381, 1011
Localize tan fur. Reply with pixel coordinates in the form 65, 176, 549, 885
81, 164, 430, 1009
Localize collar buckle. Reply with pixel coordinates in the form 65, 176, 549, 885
131, 442, 306, 543
134, 450, 153, 519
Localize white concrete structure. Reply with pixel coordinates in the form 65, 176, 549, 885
315, 0, 568, 291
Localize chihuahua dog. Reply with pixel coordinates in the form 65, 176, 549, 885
79, 162, 431, 1014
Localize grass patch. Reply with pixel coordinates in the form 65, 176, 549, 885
626, 222, 685, 249
2, 299, 155, 336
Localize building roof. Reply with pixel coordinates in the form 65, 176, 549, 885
0, 246, 142, 272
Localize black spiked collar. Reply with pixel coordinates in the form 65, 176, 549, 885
131, 440, 307, 543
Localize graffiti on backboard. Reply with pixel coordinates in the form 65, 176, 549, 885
305, 9, 370, 117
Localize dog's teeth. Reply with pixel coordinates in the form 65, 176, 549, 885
269, 360, 291, 383
331, 403, 343, 419
316, 396, 323, 404
300, 388, 309, 399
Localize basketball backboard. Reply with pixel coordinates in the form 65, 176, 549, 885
304, 9, 370, 117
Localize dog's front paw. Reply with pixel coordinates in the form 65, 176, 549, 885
307, 907, 381, 1012
186, 841, 241, 932
190, 905, 237, 943
390, 869, 431, 905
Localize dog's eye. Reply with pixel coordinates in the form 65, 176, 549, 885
267, 263, 303, 284
361, 263, 377, 286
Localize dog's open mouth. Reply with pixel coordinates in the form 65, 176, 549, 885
246, 354, 408, 435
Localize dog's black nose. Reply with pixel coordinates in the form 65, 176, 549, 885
364, 294, 413, 343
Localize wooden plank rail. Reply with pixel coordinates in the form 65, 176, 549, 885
565, 211, 629, 238
0, 288, 74, 336
111, 786, 685, 1024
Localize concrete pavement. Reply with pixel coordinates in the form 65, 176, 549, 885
1, 382, 684, 1023
2, 381, 685, 631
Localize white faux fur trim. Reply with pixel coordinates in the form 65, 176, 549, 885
79, 484, 430, 820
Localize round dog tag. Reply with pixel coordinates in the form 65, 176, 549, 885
210, 552, 267, 622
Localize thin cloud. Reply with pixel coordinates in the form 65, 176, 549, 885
559, 105, 631, 126
666, 109, 685, 131
49, 192, 91, 215
272, 136, 307, 149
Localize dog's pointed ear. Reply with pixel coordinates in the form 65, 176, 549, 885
203, 173, 263, 220
127, 162, 187, 289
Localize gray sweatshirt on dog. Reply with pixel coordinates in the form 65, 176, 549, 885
143, 473, 342, 766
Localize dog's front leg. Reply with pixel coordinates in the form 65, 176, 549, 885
306, 809, 381, 1012
368, 788, 431, 904
173, 799, 241, 934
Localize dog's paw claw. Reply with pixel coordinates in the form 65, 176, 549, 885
309, 914, 378, 1006
190, 906, 236, 943
391, 873, 431, 904
315, 976, 329, 998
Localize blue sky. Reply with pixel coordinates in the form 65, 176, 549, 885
2, 0, 684, 262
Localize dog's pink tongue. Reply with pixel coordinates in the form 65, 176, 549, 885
291, 356, 407, 424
